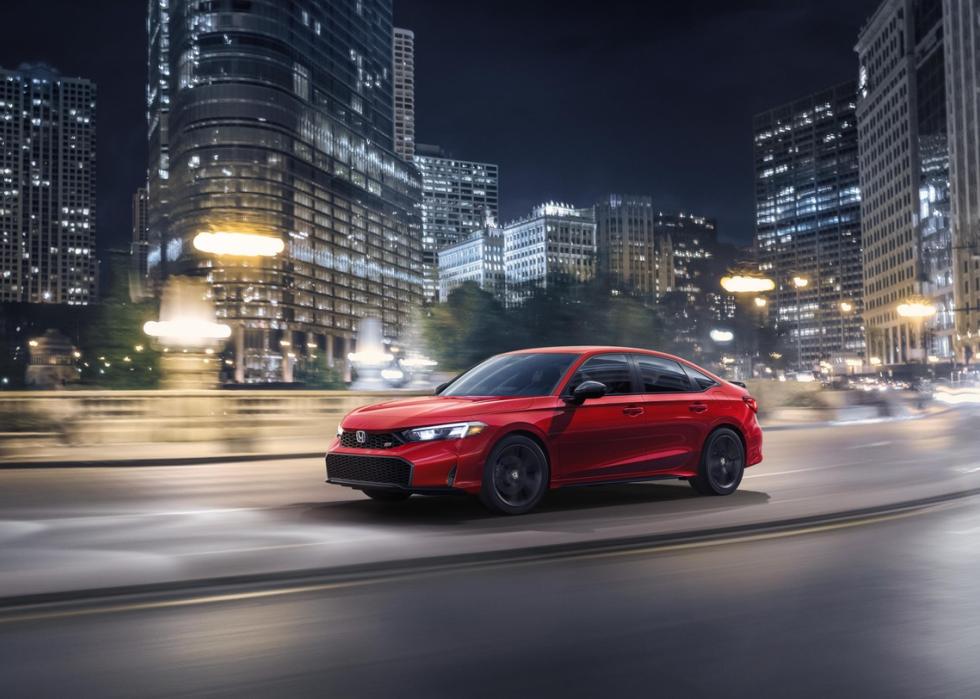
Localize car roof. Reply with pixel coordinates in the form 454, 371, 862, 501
507, 345, 675, 358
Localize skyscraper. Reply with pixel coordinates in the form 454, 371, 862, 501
0, 64, 96, 305
146, 0, 171, 291
132, 187, 149, 282
593, 195, 673, 299
438, 228, 505, 302
754, 81, 865, 368
148, 0, 422, 382
392, 27, 415, 162
503, 202, 596, 307
415, 144, 499, 302
944, 0, 980, 364
856, 0, 954, 365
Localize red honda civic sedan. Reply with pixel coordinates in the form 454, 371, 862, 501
326, 346, 763, 515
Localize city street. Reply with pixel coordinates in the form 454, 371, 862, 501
4, 463, 980, 696
1, 408, 979, 602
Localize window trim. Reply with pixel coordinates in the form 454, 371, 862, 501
680, 362, 718, 393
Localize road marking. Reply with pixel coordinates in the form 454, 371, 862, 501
848, 441, 892, 449
0, 498, 962, 626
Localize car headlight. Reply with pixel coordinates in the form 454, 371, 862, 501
336, 425, 344, 438
401, 421, 487, 442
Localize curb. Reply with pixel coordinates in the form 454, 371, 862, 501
2, 486, 978, 614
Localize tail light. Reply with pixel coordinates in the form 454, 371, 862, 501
742, 395, 758, 413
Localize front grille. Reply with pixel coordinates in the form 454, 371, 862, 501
326, 453, 411, 487
339, 430, 402, 449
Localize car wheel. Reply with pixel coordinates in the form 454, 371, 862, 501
362, 488, 411, 502
690, 427, 745, 496
479, 435, 549, 515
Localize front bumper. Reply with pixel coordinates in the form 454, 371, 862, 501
325, 434, 491, 494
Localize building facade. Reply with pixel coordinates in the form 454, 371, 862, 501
0, 64, 96, 305
593, 195, 673, 299
146, 0, 171, 293
392, 27, 415, 163
149, 0, 422, 382
754, 81, 865, 368
437, 228, 504, 302
132, 187, 149, 283
503, 202, 596, 307
415, 144, 499, 302
856, 0, 954, 366
944, 0, 980, 364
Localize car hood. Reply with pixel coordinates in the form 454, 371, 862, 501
342, 395, 535, 430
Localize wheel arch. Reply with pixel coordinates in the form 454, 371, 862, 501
706, 422, 747, 455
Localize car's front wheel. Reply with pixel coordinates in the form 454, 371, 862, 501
689, 427, 745, 496
362, 488, 411, 502
479, 435, 550, 515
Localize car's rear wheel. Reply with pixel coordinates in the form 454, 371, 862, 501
362, 488, 411, 502
690, 427, 745, 496
479, 435, 549, 515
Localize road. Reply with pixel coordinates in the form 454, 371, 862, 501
3, 490, 980, 697
1, 407, 979, 600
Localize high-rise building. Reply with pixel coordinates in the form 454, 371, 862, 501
944, 0, 980, 364
856, 0, 954, 365
392, 27, 415, 163
593, 195, 673, 299
754, 81, 865, 368
148, 0, 422, 382
0, 64, 96, 305
415, 144, 499, 302
132, 187, 149, 282
437, 228, 504, 302
146, 0, 171, 291
503, 202, 596, 307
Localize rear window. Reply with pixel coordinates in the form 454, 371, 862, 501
634, 355, 692, 393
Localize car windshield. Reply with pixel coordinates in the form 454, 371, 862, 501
440, 353, 578, 397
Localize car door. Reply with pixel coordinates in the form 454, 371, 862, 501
548, 353, 651, 483
630, 354, 713, 473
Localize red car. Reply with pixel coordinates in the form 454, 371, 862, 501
326, 347, 762, 515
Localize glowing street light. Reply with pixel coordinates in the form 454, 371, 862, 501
720, 275, 775, 294
792, 275, 809, 289
193, 231, 285, 257
709, 329, 735, 344
753, 297, 768, 308
839, 301, 854, 313
896, 300, 937, 318
143, 319, 232, 343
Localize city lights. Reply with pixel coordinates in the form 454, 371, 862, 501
839, 301, 854, 313
792, 275, 809, 289
143, 319, 232, 342
754, 297, 768, 308
896, 300, 937, 318
192, 231, 285, 257
720, 275, 776, 293
709, 329, 734, 343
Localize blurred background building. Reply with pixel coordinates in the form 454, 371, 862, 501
503, 202, 596, 307
0, 63, 97, 305
593, 194, 673, 299
415, 144, 499, 302
145, 0, 423, 383
131, 187, 149, 284
944, 0, 980, 365
856, 0, 954, 366
392, 27, 415, 163
437, 228, 504, 302
754, 81, 864, 369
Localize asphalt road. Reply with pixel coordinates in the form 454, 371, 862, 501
4, 492, 980, 697
1, 408, 979, 600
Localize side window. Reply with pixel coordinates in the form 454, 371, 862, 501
634, 355, 693, 393
683, 364, 718, 391
566, 354, 634, 395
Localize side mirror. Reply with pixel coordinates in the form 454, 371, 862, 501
566, 380, 607, 404
435, 381, 450, 395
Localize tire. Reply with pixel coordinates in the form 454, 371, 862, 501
689, 427, 745, 496
362, 488, 411, 502
479, 435, 550, 515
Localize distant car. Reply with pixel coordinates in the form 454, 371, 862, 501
325, 346, 763, 515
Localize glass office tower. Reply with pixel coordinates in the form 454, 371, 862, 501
148, 0, 422, 382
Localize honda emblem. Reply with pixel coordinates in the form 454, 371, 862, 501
356, 430, 367, 444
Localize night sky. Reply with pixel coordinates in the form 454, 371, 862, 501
0, 0, 881, 253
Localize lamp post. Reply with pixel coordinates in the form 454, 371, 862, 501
896, 298, 937, 364
839, 300, 854, 363
792, 276, 809, 370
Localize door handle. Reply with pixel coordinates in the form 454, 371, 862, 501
689, 403, 708, 413
623, 406, 644, 417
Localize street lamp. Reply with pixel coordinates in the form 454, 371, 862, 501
753, 297, 767, 308
838, 301, 854, 363
896, 298, 938, 363
709, 329, 735, 344
720, 275, 775, 294
791, 275, 809, 370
